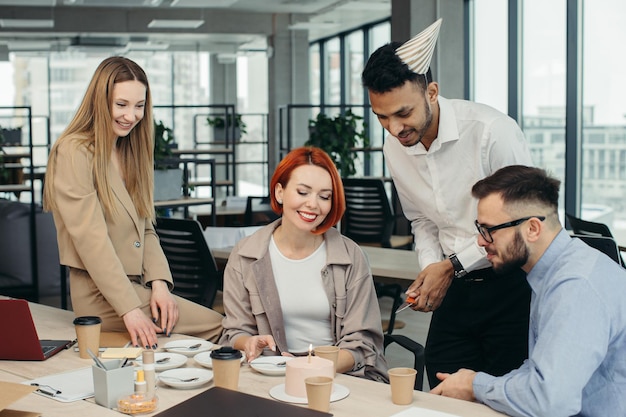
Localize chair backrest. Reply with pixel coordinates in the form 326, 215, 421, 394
566, 213, 625, 266
244, 196, 279, 226
572, 234, 623, 266
341, 178, 395, 247
155, 217, 222, 308
566, 213, 615, 238
383, 334, 425, 391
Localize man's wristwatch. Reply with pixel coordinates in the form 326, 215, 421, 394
448, 253, 468, 278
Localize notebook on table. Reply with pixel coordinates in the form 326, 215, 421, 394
154, 387, 333, 417
0, 299, 74, 361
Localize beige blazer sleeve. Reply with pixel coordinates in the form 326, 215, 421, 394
51, 139, 172, 316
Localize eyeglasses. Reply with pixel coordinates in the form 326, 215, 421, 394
474, 216, 546, 243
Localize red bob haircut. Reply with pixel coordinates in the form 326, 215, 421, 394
270, 146, 345, 235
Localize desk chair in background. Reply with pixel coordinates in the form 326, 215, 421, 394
566, 213, 625, 267
571, 234, 624, 267
341, 177, 413, 250
383, 333, 425, 391
244, 196, 279, 226
341, 177, 413, 333
155, 217, 222, 309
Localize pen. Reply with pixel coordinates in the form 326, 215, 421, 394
87, 348, 107, 369
64, 339, 78, 349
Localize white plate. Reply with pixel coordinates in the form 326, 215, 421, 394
134, 352, 187, 371
249, 356, 293, 376
269, 383, 349, 404
163, 339, 213, 357
194, 351, 245, 369
158, 368, 213, 389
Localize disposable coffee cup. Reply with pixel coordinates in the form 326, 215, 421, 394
73, 316, 102, 359
388, 367, 417, 405
210, 347, 242, 390
305, 376, 333, 412
313, 345, 340, 374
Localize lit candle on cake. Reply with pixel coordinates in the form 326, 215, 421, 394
284, 346, 334, 398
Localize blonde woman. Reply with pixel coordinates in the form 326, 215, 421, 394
44, 56, 222, 349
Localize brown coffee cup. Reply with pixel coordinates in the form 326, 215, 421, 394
73, 316, 102, 359
210, 347, 242, 390
313, 345, 340, 374
388, 367, 417, 405
305, 376, 333, 412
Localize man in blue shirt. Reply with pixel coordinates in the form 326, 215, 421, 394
431, 165, 626, 416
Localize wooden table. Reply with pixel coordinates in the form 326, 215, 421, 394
211, 245, 420, 282
0, 297, 507, 417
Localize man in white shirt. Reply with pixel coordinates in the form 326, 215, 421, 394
361, 19, 534, 388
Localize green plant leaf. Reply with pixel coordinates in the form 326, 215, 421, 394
206, 113, 247, 135
305, 109, 369, 177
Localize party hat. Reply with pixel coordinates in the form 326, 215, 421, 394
395, 18, 442, 75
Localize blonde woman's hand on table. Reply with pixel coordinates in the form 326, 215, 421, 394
123, 307, 162, 349
149, 279, 179, 337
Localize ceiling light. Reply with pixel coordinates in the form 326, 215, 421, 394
7, 41, 52, 51
147, 19, 204, 29
288, 22, 341, 30
0, 19, 54, 29
170, 0, 236, 7
124, 41, 170, 51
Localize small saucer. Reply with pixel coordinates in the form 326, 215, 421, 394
269, 383, 349, 404
135, 352, 187, 371
249, 356, 293, 376
163, 339, 213, 357
158, 368, 213, 389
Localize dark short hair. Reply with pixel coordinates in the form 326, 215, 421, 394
471, 165, 561, 211
270, 147, 345, 234
361, 41, 432, 93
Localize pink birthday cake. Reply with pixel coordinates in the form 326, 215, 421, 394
284, 356, 334, 397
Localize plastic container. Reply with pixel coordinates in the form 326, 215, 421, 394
117, 393, 158, 415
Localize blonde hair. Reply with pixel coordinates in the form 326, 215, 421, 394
44, 56, 155, 221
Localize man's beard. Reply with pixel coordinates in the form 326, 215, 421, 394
492, 230, 529, 275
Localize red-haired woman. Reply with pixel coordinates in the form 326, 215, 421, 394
220, 146, 388, 382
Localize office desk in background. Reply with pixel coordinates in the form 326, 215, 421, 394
0, 296, 506, 417
210, 245, 420, 282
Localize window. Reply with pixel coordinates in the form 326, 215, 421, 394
582, 0, 626, 239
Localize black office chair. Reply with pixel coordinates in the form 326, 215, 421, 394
244, 196, 279, 226
341, 178, 413, 250
383, 334, 425, 391
571, 234, 624, 267
342, 177, 414, 333
155, 217, 222, 309
566, 213, 625, 267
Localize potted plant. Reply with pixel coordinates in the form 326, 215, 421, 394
206, 113, 247, 141
305, 109, 370, 177
153, 120, 183, 201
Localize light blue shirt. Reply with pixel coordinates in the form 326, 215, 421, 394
473, 229, 626, 417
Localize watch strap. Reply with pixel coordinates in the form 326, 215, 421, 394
448, 253, 467, 278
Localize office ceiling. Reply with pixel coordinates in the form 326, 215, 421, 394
0, 0, 390, 56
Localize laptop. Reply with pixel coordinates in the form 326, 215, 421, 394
0, 299, 74, 361
154, 386, 332, 417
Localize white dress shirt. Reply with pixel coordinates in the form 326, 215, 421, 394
384, 96, 533, 271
